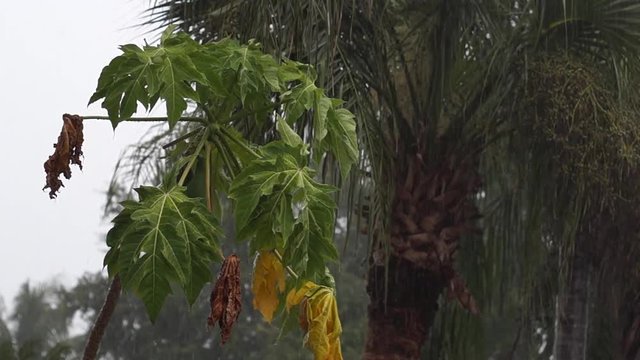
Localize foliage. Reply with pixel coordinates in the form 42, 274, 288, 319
453, 1, 640, 358
1, 242, 368, 359
0, 284, 73, 360
286, 282, 342, 360
45, 24, 358, 357
104, 183, 223, 320
514, 56, 640, 210
34, 0, 640, 357
139, 0, 640, 358
251, 251, 286, 323
229, 141, 339, 278
88, 27, 357, 176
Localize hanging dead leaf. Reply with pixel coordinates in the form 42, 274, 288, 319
208, 254, 242, 344
286, 282, 343, 360
251, 250, 286, 322
43, 114, 84, 198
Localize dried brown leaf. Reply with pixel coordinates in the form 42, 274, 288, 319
208, 254, 242, 344
43, 114, 84, 198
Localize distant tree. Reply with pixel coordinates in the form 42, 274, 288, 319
0, 284, 72, 360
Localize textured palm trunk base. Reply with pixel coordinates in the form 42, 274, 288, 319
364, 257, 445, 360
363, 154, 480, 359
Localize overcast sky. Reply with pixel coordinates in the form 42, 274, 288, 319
0, 1, 162, 312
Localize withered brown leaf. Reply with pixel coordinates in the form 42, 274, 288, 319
43, 114, 84, 198
208, 254, 242, 344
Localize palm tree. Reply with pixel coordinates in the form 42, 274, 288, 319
587, 182, 640, 360
139, 0, 640, 358
142, 2, 491, 358
0, 283, 73, 360
485, 3, 640, 359
423, 2, 640, 358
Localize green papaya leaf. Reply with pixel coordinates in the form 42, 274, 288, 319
104, 185, 222, 321
89, 31, 206, 128
322, 107, 359, 178
229, 142, 337, 279
276, 117, 303, 147
282, 80, 316, 123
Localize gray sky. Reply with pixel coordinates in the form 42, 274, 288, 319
0, 1, 161, 310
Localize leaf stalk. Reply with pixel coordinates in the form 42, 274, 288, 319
178, 128, 209, 186
82, 116, 206, 124
272, 249, 299, 280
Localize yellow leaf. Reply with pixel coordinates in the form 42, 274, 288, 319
251, 251, 286, 322
286, 282, 343, 360
285, 281, 317, 311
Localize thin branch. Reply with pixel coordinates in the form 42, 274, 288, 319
82, 276, 122, 360
162, 128, 203, 149
205, 142, 213, 211
211, 135, 238, 178
82, 116, 207, 124
218, 126, 261, 158
178, 128, 209, 186
203, 106, 217, 123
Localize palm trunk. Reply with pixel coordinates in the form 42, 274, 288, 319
622, 295, 640, 359
364, 256, 445, 359
553, 245, 591, 360
363, 154, 480, 359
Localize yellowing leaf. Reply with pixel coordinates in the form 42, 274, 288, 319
286, 282, 343, 360
285, 281, 317, 311
251, 251, 286, 322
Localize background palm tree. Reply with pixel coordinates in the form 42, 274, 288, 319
142, 2, 491, 358
0, 283, 73, 360
135, 0, 640, 358
427, 1, 640, 359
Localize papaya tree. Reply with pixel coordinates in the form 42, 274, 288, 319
43, 27, 357, 360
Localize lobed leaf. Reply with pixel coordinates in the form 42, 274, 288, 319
251, 251, 286, 323
104, 184, 222, 321
89, 29, 357, 180
229, 142, 338, 280
322, 107, 358, 179
286, 282, 343, 360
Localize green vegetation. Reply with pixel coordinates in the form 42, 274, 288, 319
34, 1, 640, 359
